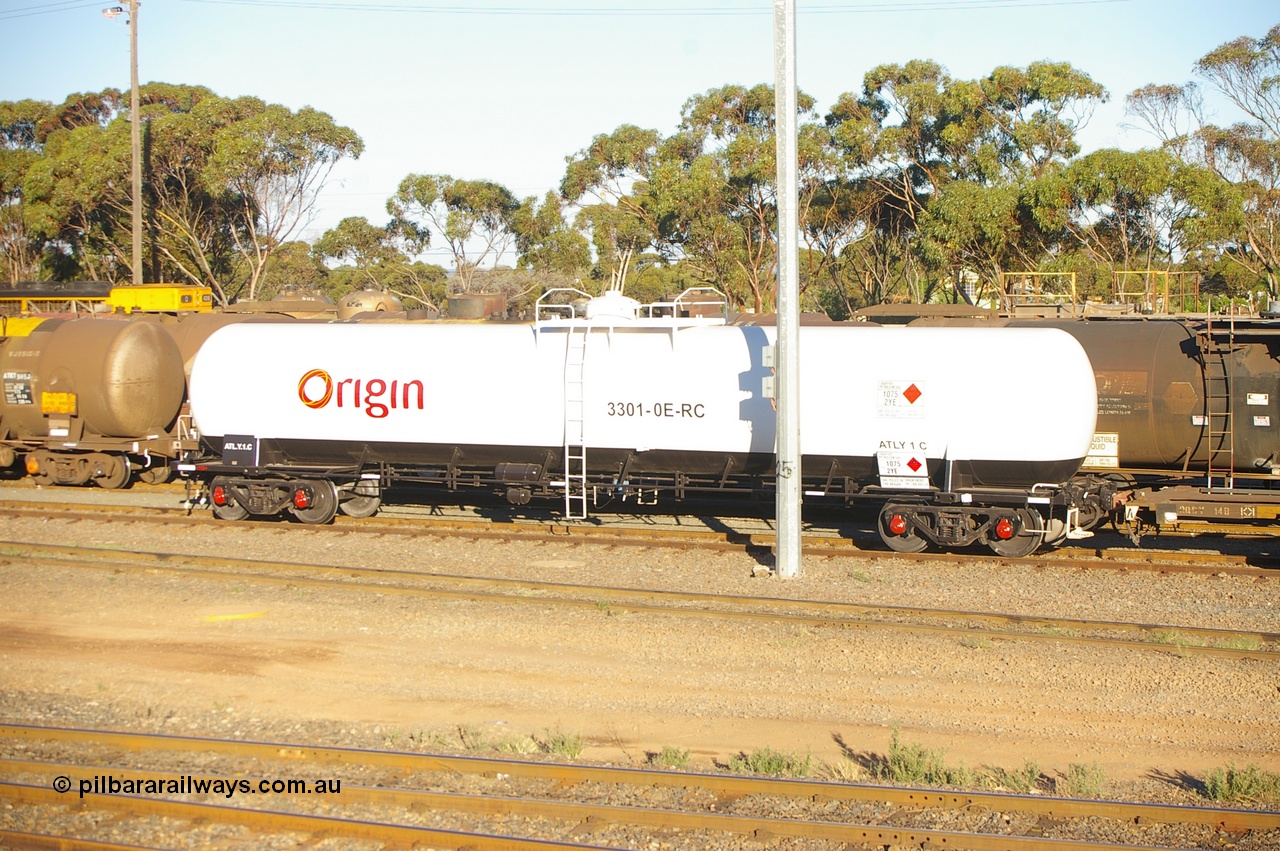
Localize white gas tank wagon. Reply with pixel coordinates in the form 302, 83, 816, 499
181, 289, 1100, 556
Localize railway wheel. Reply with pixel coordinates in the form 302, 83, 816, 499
987, 509, 1042, 558
878, 507, 928, 553
91, 453, 130, 489
1042, 513, 1070, 548
209, 479, 248, 521
137, 464, 172, 485
290, 479, 339, 525
213, 501, 249, 521
24, 451, 55, 486
339, 493, 381, 518
1074, 500, 1104, 531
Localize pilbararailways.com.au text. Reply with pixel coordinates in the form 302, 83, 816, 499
54, 774, 342, 799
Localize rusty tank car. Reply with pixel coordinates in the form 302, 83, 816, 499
0, 318, 187, 486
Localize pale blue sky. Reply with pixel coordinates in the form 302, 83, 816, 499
2, 0, 1275, 264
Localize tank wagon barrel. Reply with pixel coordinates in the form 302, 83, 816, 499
0, 318, 187, 487
177, 292, 1101, 556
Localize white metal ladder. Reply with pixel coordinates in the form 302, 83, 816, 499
562, 324, 588, 519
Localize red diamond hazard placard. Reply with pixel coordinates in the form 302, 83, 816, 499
877, 380, 927, 419
876, 450, 931, 489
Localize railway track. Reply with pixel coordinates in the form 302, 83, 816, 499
0, 494, 1276, 577
2, 724, 1277, 850
3, 539, 1276, 661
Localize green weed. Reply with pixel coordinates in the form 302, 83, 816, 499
496, 735, 540, 755
457, 724, 488, 751
1215, 636, 1261, 651
649, 746, 691, 769
820, 758, 864, 782
728, 747, 812, 778
986, 760, 1041, 793
1205, 763, 1280, 803
541, 728, 585, 758
1059, 761, 1106, 797
877, 725, 972, 787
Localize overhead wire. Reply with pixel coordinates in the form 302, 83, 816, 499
180, 0, 1128, 14
0, 0, 109, 20
1, 0, 1131, 20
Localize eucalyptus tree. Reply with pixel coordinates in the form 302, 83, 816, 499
1124, 23, 1280, 298
313, 216, 404, 289
563, 92, 843, 314
658, 83, 846, 313
10, 84, 362, 303
21, 104, 135, 282
1196, 23, 1280, 138
1, 98, 59, 281
1194, 24, 1280, 297
559, 124, 662, 290
2, 90, 147, 282
142, 88, 249, 298
388, 174, 520, 293
1124, 82, 1207, 160
313, 215, 445, 308
255, 239, 327, 299
511, 191, 591, 282
825, 60, 1105, 300
962, 62, 1106, 182
205, 100, 363, 302
1023, 147, 1227, 296
918, 181, 1049, 303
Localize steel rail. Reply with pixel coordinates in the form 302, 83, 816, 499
5, 540, 1274, 660
0, 499, 1276, 576
6, 539, 1279, 648
3, 543, 1276, 660
0, 832, 164, 851
0, 759, 1214, 851
0, 782, 624, 850
3, 725, 1277, 835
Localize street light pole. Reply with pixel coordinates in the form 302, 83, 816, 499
128, 0, 142, 285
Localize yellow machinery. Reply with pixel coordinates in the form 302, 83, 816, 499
105, 283, 214, 314
0, 283, 214, 336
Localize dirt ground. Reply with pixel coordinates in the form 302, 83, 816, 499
2, 512, 1278, 794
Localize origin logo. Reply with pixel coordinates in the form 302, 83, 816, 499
298, 369, 424, 419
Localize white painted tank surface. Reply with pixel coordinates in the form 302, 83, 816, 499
187, 316, 1097, 490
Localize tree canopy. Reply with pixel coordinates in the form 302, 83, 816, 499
4, 22, 1278, 314
2, 84, 362, 305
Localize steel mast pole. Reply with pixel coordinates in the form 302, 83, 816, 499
773, 0, 802, 578
129, 0, 142, 285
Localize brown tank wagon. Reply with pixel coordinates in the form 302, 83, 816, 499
1, 318, 187, 486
